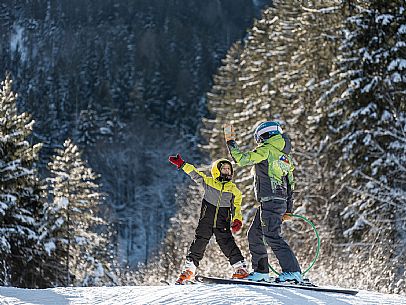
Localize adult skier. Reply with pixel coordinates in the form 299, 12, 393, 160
168, 154, 249, 284
224, 121, 302, 283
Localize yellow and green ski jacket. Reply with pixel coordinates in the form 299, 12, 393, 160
227, 134, 295, 212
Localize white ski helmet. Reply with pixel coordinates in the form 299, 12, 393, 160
254, 121, 283, 143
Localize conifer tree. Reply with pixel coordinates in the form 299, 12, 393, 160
45, 138, 113, 286
316, 0, 406, 291
202, 41, 244, 156
206, 1, 305, 218
0, 76, 45, 287
283, 1, 347, 227
201, 0, 405, 293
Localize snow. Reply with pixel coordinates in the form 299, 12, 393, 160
375, 14, 394, 26
391, 72, 402, 83
0, 194, 17, 205
343, 217, 367, 238
10, 24, 27, 62
0, 236, 10, 251
381, 110, 392, 122
388, 58, 406, 71
0, 284, 405, 305
57, 197, 69, 209
99, 127, 113, 135
361, 77, 379, 93
44, 241, 56, 255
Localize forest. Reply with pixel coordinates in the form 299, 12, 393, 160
1, 0, 405, 295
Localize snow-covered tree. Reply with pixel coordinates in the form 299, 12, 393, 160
316, 0, 406, 292
0, 76, 45, 287
201, 41, 244, 156
193, 0, 405, 294
45, 138, 113, 286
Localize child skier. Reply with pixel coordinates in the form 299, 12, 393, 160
224, 121, 302, 283
168, 154, 249, 284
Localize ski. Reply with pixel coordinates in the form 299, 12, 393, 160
195, 275, 358, 296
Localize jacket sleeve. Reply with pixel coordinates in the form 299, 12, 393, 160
231, 186, 243, 222
226, 140, 269, 167
286, 156, 295, 213
182, 163, 208, 186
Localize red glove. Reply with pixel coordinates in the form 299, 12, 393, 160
231, 219, 242, 233
168, 153, 185, 169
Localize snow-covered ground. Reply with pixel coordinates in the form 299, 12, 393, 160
0, 284, 405, 305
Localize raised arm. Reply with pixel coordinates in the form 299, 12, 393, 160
226, 140, 269, 166
169, 154, 209, 187
224, 124, 269, 166
182, 163, 209, 186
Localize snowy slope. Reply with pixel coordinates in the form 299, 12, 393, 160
1, 284, 405, 305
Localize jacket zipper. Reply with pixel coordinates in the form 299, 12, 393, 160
213, 183, 225, 228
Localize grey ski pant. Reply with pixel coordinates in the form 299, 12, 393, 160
247, 199, 301, 273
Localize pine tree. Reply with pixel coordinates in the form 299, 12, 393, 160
317, 0, 406, 292
202, 41, 244, 156
0, 76, 45, 287
45, 138, 113, 286
270, 1, 343, 270
203, 1, 306, 230
201, 0, 405, 293
75, 103, 105, 146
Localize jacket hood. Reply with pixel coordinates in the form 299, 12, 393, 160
264, 133, 291, 154
211, 159, 233, 180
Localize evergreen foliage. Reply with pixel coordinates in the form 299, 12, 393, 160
317, 0, 406, 292
143, 0, 405, 294
0, 76, 117, 287
45, 138, 114, 286
0, 76, 45, 287
1, 0, 404, 294
0, 0, 267, 268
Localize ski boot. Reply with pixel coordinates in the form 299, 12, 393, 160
275, 271, 303, 284
175, 258, 197, 285
246, 272, 270, 282
231, 260, 249, 279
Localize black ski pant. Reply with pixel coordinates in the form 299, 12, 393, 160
247, 198, 301, 273
187, 200, 244, 267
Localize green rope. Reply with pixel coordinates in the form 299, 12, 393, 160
268, 214, 320, 276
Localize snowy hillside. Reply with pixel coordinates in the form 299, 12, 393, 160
1, 284, 405, 305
